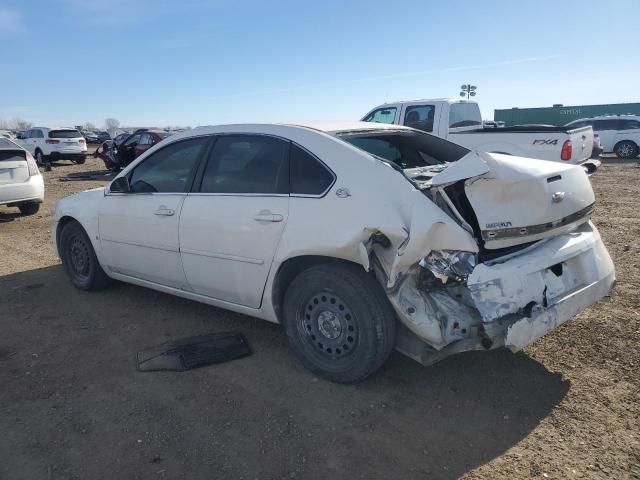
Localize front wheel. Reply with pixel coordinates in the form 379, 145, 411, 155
282, 263, 396, 384
614, 141, 639, 159
59, 221, 113, 291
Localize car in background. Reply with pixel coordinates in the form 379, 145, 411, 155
565, 115, 640, 159
96, 131, 111, 143
0, 137, 44, 216
19, 127, 87, 167
115, 129, 173, 167
53, 122, 614, 383
113, 132, 131, 146
82, 131, 100, 144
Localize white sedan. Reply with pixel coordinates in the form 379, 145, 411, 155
0, 137, 44, 215
53, 123, 615, 383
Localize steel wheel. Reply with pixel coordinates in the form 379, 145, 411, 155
68, 234, 91, 282
298, 292, 359, 359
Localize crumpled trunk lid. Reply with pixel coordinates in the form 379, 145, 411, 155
409, 151, 595, 250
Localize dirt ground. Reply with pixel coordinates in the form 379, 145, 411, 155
1, 154, 638, 480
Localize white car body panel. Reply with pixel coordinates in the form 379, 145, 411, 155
52, 122, 615, 366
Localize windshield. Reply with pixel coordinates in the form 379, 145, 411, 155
336, 130, 469, 169
449, 103, 482, 128
49, 129, 82, 139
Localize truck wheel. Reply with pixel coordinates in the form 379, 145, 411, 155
18, 202, 40, 216
59, 220, 113, 291
614, 141, 639, 159
282, 263, 396, 383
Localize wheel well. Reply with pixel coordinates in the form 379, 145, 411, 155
55, 216, 78, 253
271, 255, 364, 322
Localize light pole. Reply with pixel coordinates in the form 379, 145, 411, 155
460, 84, 477, 100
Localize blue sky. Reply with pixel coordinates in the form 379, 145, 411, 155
1, 0, 639, 128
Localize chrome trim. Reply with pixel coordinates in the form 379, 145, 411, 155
180, 248, 264, 265
481, 203, 594, 242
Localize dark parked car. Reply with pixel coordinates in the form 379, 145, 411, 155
115, 130, 173, 167
96, 131, 111, 143
113, 132, 130, 146
82, 131, 100, 144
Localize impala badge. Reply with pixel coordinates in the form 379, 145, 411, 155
552, 192, 565, 203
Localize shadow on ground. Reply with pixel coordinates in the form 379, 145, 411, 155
0, 266, 570, 480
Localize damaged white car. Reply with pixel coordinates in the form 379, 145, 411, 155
53, 122, 615, 383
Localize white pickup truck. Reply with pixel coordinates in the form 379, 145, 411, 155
362, 99, 599, 172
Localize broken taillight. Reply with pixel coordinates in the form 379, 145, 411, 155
561, 140, 572, 161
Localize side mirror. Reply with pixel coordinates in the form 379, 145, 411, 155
109, 176, 131, 193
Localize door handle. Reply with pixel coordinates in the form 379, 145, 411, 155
253, 210, 284, 222
154, 206, 175, 216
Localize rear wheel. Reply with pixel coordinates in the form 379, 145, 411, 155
18, 202, 39, 216
35, 149, 45, 166
59, 220, 113, 291
282, 263, 396, 383
73, 156, 86, 165
614, 141, 639, 159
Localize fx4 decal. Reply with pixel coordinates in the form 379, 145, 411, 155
533, 139, 558, 145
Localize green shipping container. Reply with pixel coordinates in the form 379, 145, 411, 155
494, 102, 640, 127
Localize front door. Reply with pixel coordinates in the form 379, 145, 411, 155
99, 136, 209, 288
179, 134, 290, 308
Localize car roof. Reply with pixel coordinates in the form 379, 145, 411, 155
189, 121, 413, 136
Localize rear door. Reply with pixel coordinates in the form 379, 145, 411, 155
179, 134, 290, 308
593, 120, 616, 151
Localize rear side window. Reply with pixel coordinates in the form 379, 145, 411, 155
593, 120, 614, 131
618, 119, 640, 130
49, 130, 81, 138
290, 144, 334, 196
449, 103, 482, 128
200, 135, 289, 194
129, 137, 207, 193
404, 105, 435, 132
363, 107, 397, 124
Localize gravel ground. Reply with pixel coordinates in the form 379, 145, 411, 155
1, 155, 638, 480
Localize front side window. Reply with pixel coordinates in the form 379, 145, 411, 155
128, 137, 208, 193
449, 103, 482, 128
290, 144, 334, 195
200, 135, 288, 194
363, 107, 397, 124
139, 133, 152, 145
124, 134, 141, 146
404, 105, 435, 132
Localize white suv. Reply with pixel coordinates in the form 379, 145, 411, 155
565, 115, 640, 159
20, 127, 87, 168
0, 137, 44, 215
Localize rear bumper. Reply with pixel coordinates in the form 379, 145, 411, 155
468, 221, 615, 350
0, 174, 45, 205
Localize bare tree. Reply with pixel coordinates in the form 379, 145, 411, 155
12, 118, 33, 131
104, 118, 120, 130
0, 118, 9, 129
84, 122, 97, 130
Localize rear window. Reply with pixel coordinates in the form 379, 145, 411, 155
0, 150, 25, 161
337, 130, 469, 169
49, 130, 82, 139
363, 107, 397, 124
449, 103, 482, 128
0, 138, 16, 148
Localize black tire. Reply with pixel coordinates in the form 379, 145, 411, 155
59, 220, 113, 291
34, 149, 45, 166
18, 202, 40, 216
282, 263, 396, 383
73, 156, 86, 165
614, 141, 639, 159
